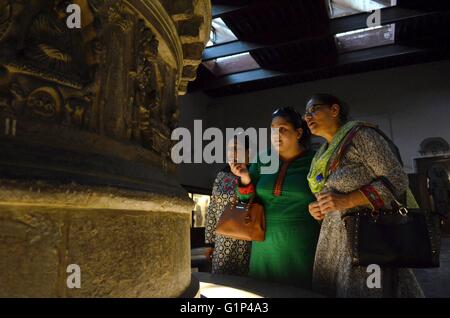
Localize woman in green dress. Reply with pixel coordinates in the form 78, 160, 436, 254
229, 107, 320, 289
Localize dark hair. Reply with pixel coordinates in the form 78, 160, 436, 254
306, 93, 349, 123
229, 133, 252, 151
271, 107, 311, 149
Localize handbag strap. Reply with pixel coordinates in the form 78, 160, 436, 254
364, 124, 447, 223
330, 123, 403, 171
376, 176, 407, 207
334, 124, 448, 222
329, 123, 407, 207
231, 193, 255, 209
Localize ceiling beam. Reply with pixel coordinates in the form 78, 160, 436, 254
198, 45, 430, 91
204, 40, 262, 61
330, 6, 437, 34
212, 4, 248, 18
203, 6, 442, 61
212, 0, 280, 19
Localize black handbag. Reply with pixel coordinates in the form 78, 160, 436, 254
337, 124, 446, 268
342, 185, 442, 268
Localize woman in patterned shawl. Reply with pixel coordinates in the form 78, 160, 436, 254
305, 93, 424, 297
204, 135, 252, 275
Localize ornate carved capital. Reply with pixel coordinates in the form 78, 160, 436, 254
0, 0, 210, 173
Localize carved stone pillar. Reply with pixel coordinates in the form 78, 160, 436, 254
0, 0, 211, 297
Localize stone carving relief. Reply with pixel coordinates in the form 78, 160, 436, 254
0, 0, 12, 42
133, 18, 178, 160
0, 0, 206, 169
26, 87, 62, 121
0, 80, 91, 129
0, 81, 25, 116
130, 20, 160, 141
63, 95, 92, 128
6, 4, 93, 89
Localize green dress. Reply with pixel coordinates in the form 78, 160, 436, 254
237, 151, 320, 289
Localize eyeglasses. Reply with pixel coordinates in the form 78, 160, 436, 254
302, 104, 329, 119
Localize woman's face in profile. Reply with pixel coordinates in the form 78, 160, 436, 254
271, 116, 301, 154
227, 138, 249, 164
304, 100, 336, 136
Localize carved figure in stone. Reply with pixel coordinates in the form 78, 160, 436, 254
26, 87, 61, 121
0, 0, 12, 42
9, 82, 26, 113
63, 95, 92, 128
0, 82, 25, 114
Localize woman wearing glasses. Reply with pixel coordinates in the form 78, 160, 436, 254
229, 107, 320, 289
304, 93, 423, 297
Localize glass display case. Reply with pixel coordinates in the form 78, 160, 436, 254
187, 190, 212, 228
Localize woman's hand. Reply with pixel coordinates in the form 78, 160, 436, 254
229, 163, 251, 185
308, 201, 324, 221
317, 191, 369, 214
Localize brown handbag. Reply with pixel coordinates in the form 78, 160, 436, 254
215, 195, 265, 241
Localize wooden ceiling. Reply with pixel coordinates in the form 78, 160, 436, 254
188, 0, 450, 97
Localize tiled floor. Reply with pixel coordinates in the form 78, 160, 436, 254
414, 238, 450, 298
